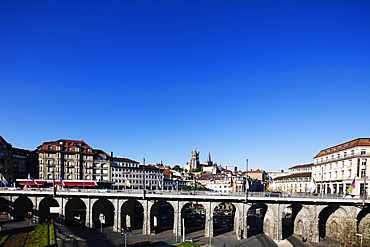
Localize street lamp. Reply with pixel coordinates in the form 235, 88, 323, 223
356, 233, 363, 247
208, 214, 213, 247
245, 159, 249, 202
121, 227, 131, 247
142, 158, 146, 199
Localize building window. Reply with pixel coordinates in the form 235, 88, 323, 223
344, 152, 347, 157
361, 150, 366, 155
351, 150, 355, 156
361, 169, 366, 177
362, 159, 367, 166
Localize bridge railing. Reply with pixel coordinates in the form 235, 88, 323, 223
0, 187, 367, 200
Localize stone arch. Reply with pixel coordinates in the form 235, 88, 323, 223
38, 196, 60, 223
121, 199, 144, 230
318, 204, 339, 239
294, 206, 311, 239
357, 206, 370, 237
65, 197, 87, 226
0, 197, 9, 216
213, 202, 236, 237
264, 218, 272, 237
13, 196, 33, 220
263, 204, 278, 240
282, 203, 302, 239
295, 220, 304, 236
92, 198, 115, 228
247, 203, 267, 237
151, 200, 174, 234
181, 202, 205, 234
326, 206, 354, 240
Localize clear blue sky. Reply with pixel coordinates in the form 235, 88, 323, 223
1, 1, 370, 171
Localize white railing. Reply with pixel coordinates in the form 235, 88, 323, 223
0, 187, 368, 202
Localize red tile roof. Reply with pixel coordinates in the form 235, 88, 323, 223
289, 163, 313, 170
314, 138, 370, 158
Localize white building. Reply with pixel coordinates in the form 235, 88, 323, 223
288, 163, 313, 174
111, 158, 164, 190
312, 138, 370, 195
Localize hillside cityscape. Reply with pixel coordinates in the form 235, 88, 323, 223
1, 135, 369, 197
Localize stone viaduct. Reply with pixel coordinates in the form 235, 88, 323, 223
1, 189, 370, 243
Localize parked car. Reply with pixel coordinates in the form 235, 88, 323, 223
265, 191, 282, 197
98, 188, 110, 193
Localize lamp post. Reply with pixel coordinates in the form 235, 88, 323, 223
208, 215, 213, 247
53, 159, 56, 196
142, 158, 146, 199
245, 159, 248, 202
356, 233, 363, 247
363, 160, 367, 205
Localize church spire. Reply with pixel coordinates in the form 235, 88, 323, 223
206, 152, 213, 166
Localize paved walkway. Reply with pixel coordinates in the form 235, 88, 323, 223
0, 218, 338, 247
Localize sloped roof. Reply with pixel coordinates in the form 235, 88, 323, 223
289, 163, 313, 170
274, 172, 312, 180
314, 138, 370, 158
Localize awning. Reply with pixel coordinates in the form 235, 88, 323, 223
55, 181, 96, 187
19, 181, 46, 186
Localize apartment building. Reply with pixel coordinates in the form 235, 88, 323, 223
33, 139, 110, 181
0, 136, 30, 182
312, 138, 370, 195
111, 157, 140, 189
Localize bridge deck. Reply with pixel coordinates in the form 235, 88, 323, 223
0, 188, 367, 205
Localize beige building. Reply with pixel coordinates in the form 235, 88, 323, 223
312, 138, 370, 195
272, 172, 312, 193
34, 139, 111, 182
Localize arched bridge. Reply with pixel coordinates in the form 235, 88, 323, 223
1, 188, 369, 243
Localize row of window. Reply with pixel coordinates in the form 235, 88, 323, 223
112, 163, 139, 168
48, 145, 91, 152
314, 168, 367, 180
113, 179, 160, 184
45, 153, 93, 159
316, 149, 367, 164
45, 173, 108, 180
112, 173, 163, 179
314, 159, 367, 171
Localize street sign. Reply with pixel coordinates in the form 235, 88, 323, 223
99, 213, 105, 224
